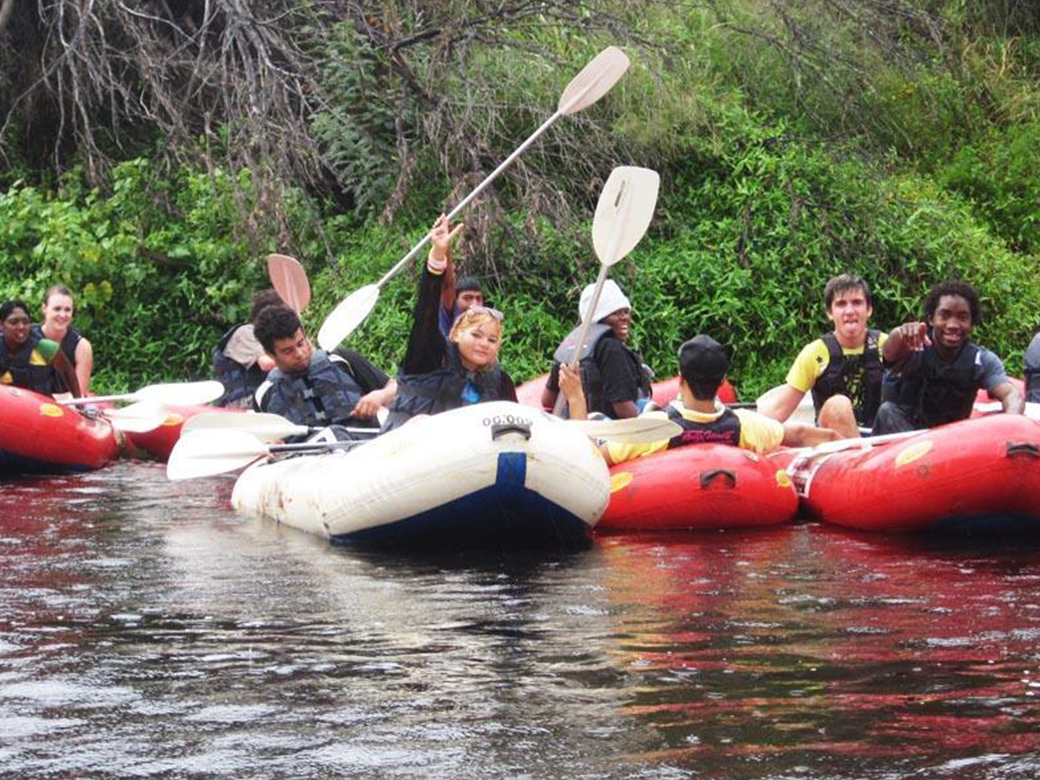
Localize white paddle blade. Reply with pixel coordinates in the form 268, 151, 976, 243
317, 283, 380, 350
132, 380, 225, 406
103, 401, 169, 433
592, 166, 660, 266
167, 430, 269, 480
567, 416, 681, 444
182, 411, 309, 442
267, 254, 311, 314
557, 46, 630, 115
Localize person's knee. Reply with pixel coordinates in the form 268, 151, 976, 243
818, 395, 858, 437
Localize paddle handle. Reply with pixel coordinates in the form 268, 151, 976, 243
377, 110, 565, 288
269, 439, 368, 454
61, 393, 132, 405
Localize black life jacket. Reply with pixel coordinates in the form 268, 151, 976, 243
0, 331, 57, 395
892, 338, 981, 427
811, 330, 884, 426
552, 323, 652, 418
31, 324, 81, 365
30, 324, 82, 393
665, 403, 741, 449
259, 351, 371, 429
383, 344, 505, 432
213, 324, 267, 407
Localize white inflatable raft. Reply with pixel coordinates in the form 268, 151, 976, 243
230, 402, 610, 548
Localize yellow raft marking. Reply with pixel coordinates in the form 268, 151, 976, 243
775, 470, 792, 489
39, 403, 64, 418
895, 440, 933, 468
162, 413, 186, 427
610, 471, 633, 493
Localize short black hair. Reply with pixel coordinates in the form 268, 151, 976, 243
824, 273, 872, 309
678, 335, 729, 401
455, 276, 482, 298
249, 289, 286, 324
924, 280, 980, 325
1, 299, 30, 322
253, 304, 303, 354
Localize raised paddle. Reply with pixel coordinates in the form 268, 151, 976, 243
552, 165, 661, 416
317, 46, 631, 350
60, 380, 225, 407
167, 430, 367, 480
267, 253, 311, 314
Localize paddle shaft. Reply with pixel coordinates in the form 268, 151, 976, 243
552, 174, 634, 417
376, 110, 565, 289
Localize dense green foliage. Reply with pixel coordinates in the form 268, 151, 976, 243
2, 1, 1039, 401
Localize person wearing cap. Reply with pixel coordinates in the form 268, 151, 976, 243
560, 334, 840, 466
759, 273, 885, 438
541, 279, 652, 419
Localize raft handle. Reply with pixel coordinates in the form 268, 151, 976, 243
700, 469, 737, 489
1006, 441, 1040, 460
491, 422, 532, 441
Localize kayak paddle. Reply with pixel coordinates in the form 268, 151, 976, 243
267, 253, 311, 314
182, 411, 380, 442
168, 430, 365, 480
317, 45, 631, 351
552, 165, 661, 416
61, 380, 225, 407
101, 401, 171, 433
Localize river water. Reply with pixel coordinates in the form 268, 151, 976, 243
2, 461, 1040, 779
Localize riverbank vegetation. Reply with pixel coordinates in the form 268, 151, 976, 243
1, 1, 1038, 396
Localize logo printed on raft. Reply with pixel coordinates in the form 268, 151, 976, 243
38, 403, 64, 418
895, 440, 933, 468
610, 471, 633, 493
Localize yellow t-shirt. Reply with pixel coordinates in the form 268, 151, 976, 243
606, 399, 785, 464
0, 346, 51, 385
784, 332, 889, 393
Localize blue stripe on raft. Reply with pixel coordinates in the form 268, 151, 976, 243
332, 451, 590, 550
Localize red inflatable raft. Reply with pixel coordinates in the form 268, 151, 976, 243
787, 414, 1040, 533
126, 404, 241, 462
599, 444, 799, 531
516, 373, 737, 411
0, 385, 121, 475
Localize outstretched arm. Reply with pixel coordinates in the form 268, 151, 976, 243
883, 322, 931, 365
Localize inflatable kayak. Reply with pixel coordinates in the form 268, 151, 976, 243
127, 404, 242, 461
600, 443, 798, 531
0, 385, 121, 475
786, 414, 1040, 533
515, 373, 737, 410
231, 401, 610, 548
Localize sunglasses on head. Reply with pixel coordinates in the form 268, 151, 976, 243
465, 305, 504, 322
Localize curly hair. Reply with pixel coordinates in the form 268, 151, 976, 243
253, 304, 303, 353
923, 281, 980, 325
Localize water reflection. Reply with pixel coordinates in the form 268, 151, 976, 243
1, 464, 1040, 778
599, 527, 1040, 776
